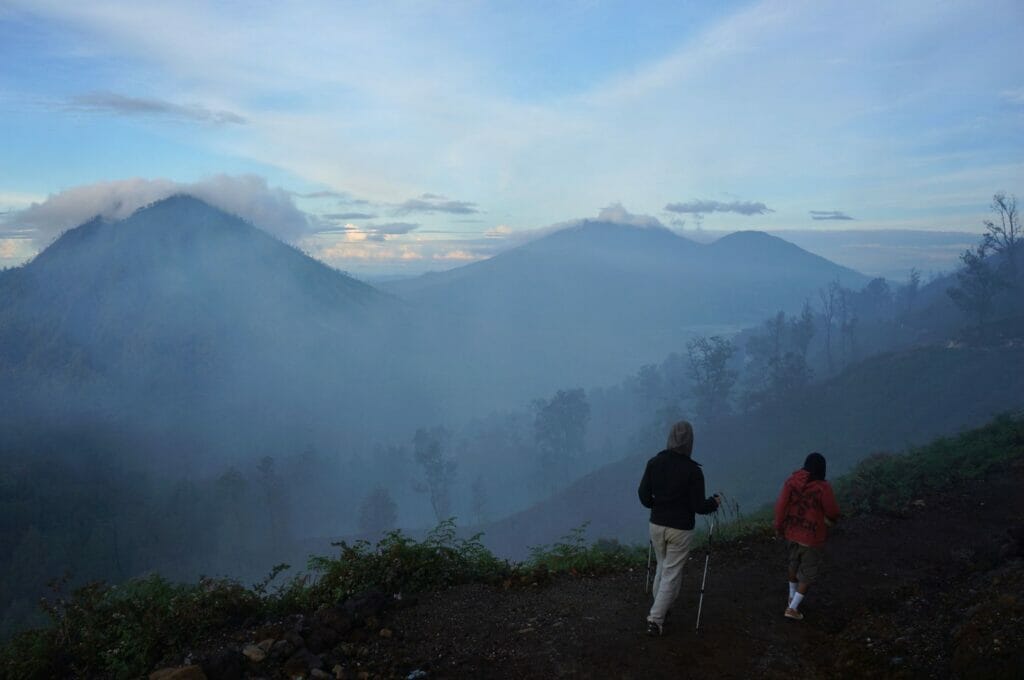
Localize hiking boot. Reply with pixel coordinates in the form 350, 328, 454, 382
646, 620, 663, 636
784, 608, 804, 621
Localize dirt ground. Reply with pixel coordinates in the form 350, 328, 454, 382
357, 461, 1024, 679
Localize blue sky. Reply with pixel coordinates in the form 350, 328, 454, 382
1, 0, 1022, 274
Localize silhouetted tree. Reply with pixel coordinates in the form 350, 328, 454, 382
687, 335, 737, 426
358, 487, 397, 536
412, 427, 457, 523
948, 243, 1005, 327
983, 192, 1021, 286
819, 281, 840, 373
533, 388, 590, 491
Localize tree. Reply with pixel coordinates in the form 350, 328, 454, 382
896, 268, 921, 317
470, 476, 488, 526
947, 243, 1004, 327
818, 281, 840, 374
412, 426, 457, 523
686, 335, 737, 426
982, 192, 1021, 285
358, 487, 397, 536
533, 388, 590, 491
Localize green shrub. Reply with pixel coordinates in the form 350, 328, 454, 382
527, 523, 646, 573
299, 519, 511, 607
835, 412, 1024, 515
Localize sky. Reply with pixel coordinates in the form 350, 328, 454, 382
1, 0, 1022, 275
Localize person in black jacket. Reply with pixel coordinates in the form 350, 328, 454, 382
638, 420, 719, 635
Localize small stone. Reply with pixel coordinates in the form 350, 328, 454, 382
332, 664, 346, 679
149, 667, 208, 680
379, 628, 393, 639
356, 672, 370, 680
242, 645, 268, 664
257, 638, 275, 653
311, 670, 333, 680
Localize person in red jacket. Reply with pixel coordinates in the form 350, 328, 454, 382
773, 452, 840, 621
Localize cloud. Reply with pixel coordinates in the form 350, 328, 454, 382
664, 200, 773, 216
6, 175, 310, 245
292, 190, 346, 199
68, 91, 246, 125
1000, 87, 1024, 104
809, 210, 855, 221
393, 194, 480, 215
597, 203, 664, 228
433, 250, 483, 261
485, 225, 514, 238
322, 212, 376, 220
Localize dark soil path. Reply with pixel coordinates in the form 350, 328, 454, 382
360, 461, 1024, 679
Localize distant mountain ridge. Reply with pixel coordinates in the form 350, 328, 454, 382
385, 219, 867, 410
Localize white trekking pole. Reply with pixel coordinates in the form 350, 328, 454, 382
644, 540, 653, 594
695, 513, 717, 632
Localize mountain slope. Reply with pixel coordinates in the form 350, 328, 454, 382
480, 341, 1024, 556
0, 195, 420, 471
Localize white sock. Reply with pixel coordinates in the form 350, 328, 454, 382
788, 581, 797, 603
790, 592, 804, 611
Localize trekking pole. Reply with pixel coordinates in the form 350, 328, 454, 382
695, 512, 717, 633
644, 540, 653, 594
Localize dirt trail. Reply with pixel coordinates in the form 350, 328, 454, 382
368, 462, 1024, 679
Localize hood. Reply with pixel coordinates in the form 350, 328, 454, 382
788, 468, 814, 490
666, 421, 694, 457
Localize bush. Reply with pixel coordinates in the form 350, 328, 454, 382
527, 523, 646, 574
835, 412, 1024, 515
298, 519, 511, 608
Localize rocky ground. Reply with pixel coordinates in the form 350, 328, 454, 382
152, 460, 1024, 679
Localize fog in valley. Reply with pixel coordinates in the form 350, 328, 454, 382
2, 1, 1023, 647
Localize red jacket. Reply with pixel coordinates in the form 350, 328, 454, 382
773, 469, 840, 547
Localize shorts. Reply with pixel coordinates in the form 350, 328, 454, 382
788, 542, 824, 584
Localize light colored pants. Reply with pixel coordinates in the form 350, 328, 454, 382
648, 522, 695, 625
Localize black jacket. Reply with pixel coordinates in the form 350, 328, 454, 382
638, 449, 717, 530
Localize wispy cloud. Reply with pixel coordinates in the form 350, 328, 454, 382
809, 210, 855, 221
322, 212, 376, 220
393, 194, 480, 216
664, 200, 773, 216
5, 175, 308, 245
67, 91, 246, 125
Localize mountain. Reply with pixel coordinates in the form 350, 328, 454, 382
386, 220, 867, 410
0, 196, 423, 472
479, 340, 1024, 557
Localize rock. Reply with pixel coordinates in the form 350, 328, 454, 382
356, 672, 370, 680
150, 667, 208, 680
200, 649, 245, 680
272, 638, 296, 659
306, 624, 339, 653
379, 628, 393, 639
311, 670, 333, 680
343, 591, 390, 623
285, 630, 306, 649
332, 664, 345, 679
257, 638, 275, 653
242, 644, 268, 664
284, 648, 325, 676
315, 607, 354, 634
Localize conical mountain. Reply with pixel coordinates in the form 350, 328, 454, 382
0, 196, 415, 468
384, 219, 867, 408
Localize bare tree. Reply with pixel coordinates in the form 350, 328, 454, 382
818, 281, 840, 373
982, 192, 1021, 285
412, 427, 457, 523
